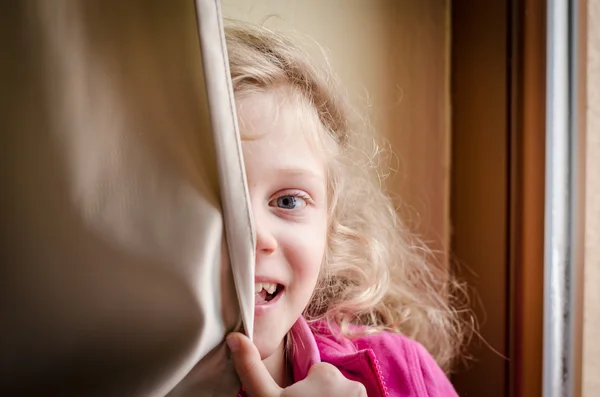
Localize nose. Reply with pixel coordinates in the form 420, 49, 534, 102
254, 212, 277, 254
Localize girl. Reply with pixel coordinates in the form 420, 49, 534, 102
224, 21, 467, 397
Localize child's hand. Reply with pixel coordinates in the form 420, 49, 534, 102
226, 332, 367, 397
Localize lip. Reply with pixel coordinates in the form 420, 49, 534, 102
254, 287, 284, 316
254, 275, 285, 286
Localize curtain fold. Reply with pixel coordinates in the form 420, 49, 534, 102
0, 1, 252, 396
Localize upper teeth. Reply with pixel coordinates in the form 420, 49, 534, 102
255, 282, 277, 294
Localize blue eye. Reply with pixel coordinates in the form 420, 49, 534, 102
277, 196, 297, 209
269, 194, 308, 210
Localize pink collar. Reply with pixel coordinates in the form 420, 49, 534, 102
288, 317, 321, 382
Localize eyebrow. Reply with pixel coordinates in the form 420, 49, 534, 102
275, 167, 324, 181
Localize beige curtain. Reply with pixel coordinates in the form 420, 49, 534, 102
0, 1, 253, 396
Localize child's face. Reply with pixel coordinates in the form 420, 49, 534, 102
237, 86, 328, 361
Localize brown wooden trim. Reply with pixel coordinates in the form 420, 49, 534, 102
449, 1, 510, 396
451, 0, 547, 395
508, 0, 546, 396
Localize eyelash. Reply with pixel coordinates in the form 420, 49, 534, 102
269, 191, 313, 210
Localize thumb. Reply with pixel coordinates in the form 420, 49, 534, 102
226, 332, 282, 397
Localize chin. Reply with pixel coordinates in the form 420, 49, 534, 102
253, 328, 285, 360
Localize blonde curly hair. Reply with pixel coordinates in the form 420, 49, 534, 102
225, 20, 469, 373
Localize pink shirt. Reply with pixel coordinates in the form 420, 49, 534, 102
240, 316, 458, 397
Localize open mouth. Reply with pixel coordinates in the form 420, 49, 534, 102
255, 282, 284, 305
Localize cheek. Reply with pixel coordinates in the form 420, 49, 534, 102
281, 221, 327, 282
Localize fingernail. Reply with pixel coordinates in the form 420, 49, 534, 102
226, 334, 240, 352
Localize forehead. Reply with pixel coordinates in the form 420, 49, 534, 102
236, 85, 322, 137
235, 86, 329, 175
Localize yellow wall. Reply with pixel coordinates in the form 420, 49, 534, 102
221, 0, 451, 263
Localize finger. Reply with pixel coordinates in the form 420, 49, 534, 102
349, 381, 368, 397
226, 332, 282, 397
306, 362, 339, 379
305, 363, 366, 396
288, 363, 339, 395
